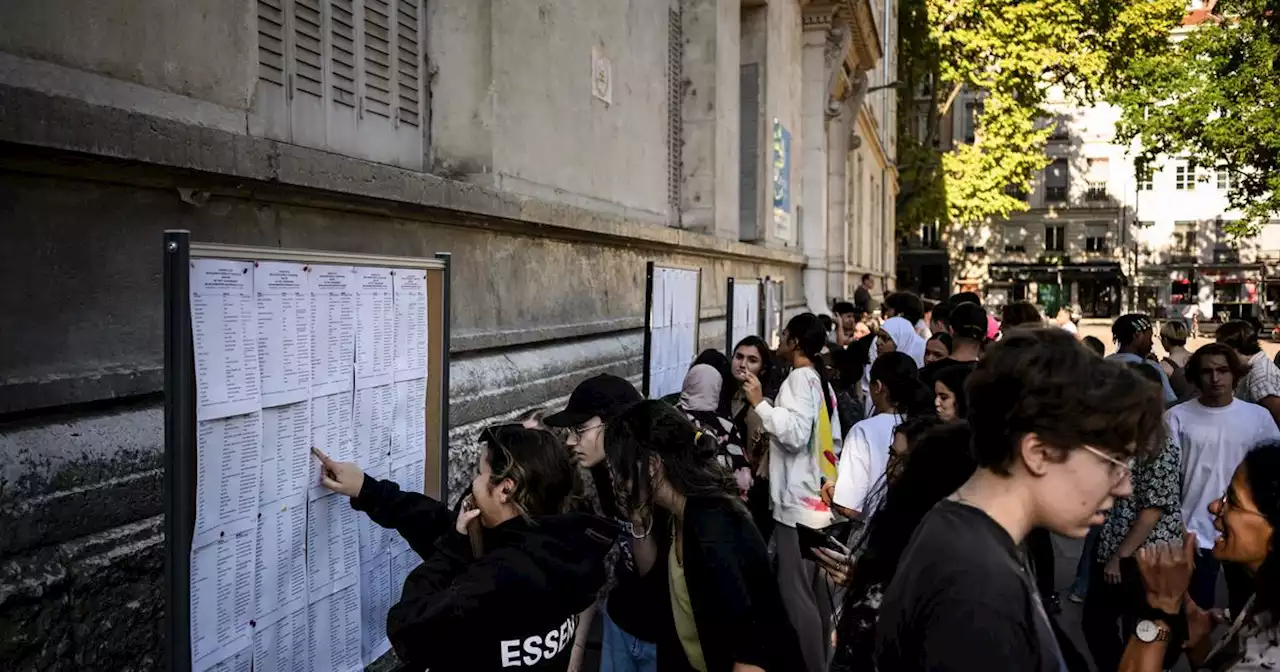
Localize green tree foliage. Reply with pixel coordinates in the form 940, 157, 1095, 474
896, 0, 1185, 236
1114, 0, 1280, 237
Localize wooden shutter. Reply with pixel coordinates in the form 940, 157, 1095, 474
739, 63, 760, 241
667, 3, 683, 226
249, 0, 425, 169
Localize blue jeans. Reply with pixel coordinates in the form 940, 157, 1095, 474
601, 607, 658, 672
1069, 525, 1102, 598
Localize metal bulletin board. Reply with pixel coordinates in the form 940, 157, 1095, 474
162, 231, 451, 672
642, 261, 703, 400
725, 277, 764, 354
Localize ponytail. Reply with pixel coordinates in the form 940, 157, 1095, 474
870, 352, 935, 418
784, 313, 837, 420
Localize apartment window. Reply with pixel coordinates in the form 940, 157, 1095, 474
920, 223, 939, 249
1175, 164, 1196, 191
1137, 164, 1154, 191
963, 102, 983, 143
250, 0, 427, 169
1003, 225, 1026, 253
1085, 223, 1110, 253
1004, 184, 1028, 201
964, 244, 987, 254
1045, 225, 1066, 252
1173, 221, 1198, 260
1045, 159, 1069, 202
1048, 114, 1069, 141
1216, 167, 1231, 191
1086, 158, 1109, 201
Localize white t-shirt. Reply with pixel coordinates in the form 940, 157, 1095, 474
834, 412, 903, 515
1167, 399, 1280, 549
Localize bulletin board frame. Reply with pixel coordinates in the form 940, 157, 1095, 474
763, 276, 786, 350
642, 261, 703, 399
161, 230, 451, 672
725, 277, 765, 355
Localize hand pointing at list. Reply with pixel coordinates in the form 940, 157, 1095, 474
312, 446, 365, 498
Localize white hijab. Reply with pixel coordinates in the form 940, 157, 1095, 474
861, 316, 926, 416
881, 316, 926, 367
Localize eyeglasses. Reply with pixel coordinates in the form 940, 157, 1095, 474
1081, 445, 1135, 484
570, 422, 603, 440
1216, 490, 1267, 520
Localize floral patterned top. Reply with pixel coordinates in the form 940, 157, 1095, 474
1096, 438, 1183, 564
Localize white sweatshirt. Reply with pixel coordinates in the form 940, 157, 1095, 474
754, 367, 840, 529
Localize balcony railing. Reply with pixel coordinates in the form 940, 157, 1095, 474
1214, 248, 1241, 263
1045, 186, 1068, 203
1085, 183, 1108, 201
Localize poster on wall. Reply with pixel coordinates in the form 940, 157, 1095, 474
772, 119, 792, 241
644, 265, 702, 400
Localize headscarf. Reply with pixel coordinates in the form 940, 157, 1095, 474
679, 364, 723, 413
881, 316, 926, 368
862, 317, 926, 416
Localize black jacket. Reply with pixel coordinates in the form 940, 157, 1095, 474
352, 475, 616, 672
654, 496, 806, 672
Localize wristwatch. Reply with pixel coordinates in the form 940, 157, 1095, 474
1135, 619, 1171, 643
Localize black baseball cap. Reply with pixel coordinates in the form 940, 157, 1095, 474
1112, 314, 1153, 344
543, 374, 642, 428
950, 302, 988, 341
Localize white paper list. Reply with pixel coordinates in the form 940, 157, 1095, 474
354, 384, 392, 472
309, 576, 363, 672
195, 412, 262, 536
355, 267, 395, 389
191, 259, 261, 421
260, 402, 310, 505
311, 391, 354, 487
252, 598, 309, 672
307, 492, 359, 593
311, 266, 356, 397
390, 549, 422, 604
393, 268, 428, 382
191, 518, 256, 671
253, 493, 307, 620
256, 262, 312, 408
386, 460, 424, 557
359, 557, 393, 666
200, 643, 253, 672
357, 468, 390, 563
390, 378, 426, 465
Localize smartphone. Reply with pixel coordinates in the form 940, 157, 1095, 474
797, 521, 858, 562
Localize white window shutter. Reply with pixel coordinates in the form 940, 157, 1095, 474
251, 0, 289, 140
249, 0, 424, 170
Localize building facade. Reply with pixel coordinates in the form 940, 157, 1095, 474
0, 0, 895, 667
944, 88, 1133, 318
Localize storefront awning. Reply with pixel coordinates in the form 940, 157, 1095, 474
988, 262, 1126, 284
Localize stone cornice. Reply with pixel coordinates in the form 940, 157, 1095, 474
842, 0, 883, 70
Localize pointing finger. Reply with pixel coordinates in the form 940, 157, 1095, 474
311, 446, 334, 466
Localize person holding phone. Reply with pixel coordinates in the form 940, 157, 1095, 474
314, 424, 616, 671
604, 399, 805, 672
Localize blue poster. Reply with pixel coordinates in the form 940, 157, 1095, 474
772, 119, 792, 239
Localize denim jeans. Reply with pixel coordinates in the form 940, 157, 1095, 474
601, 607, 658, 672
1068, 525, 1102, 598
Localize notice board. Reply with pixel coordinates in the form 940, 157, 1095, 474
162, 232, 452, 672
725, 277, 763, 354
643, 262, 702, 399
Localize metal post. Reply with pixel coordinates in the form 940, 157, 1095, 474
434, 252, 452, 501
642, 262, 655, 398
725, 277, 736, 355
163, 230, 194, 672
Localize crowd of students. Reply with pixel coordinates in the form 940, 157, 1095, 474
309, 288, 1280, 671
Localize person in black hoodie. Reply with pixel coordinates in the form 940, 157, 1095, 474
313, 424, 616, 671
603, 399, 806, 672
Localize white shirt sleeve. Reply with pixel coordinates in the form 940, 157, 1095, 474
834, 424, 872, 514
755, 370, 820, 455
